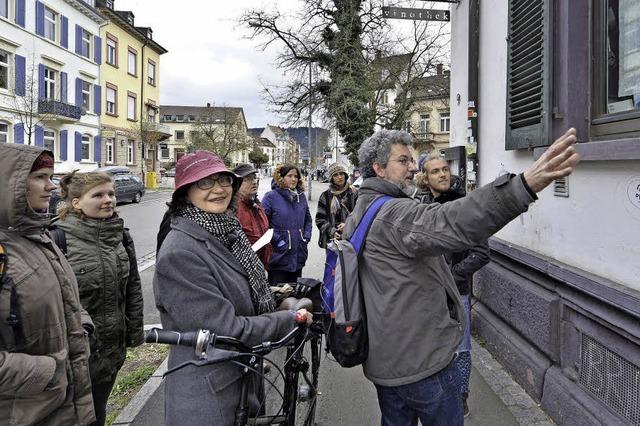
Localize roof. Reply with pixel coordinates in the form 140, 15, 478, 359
159, 106, 245, 123
96, 6, 168, 54
252, 136, 276, 148
267, 124, 285, 136
247, 128, 264, 138
410, 73, 450, 100
64, 0, 106, 24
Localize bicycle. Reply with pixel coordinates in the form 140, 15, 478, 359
145, 280, 325, 426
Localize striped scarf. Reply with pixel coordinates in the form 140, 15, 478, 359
178, 205, 275, 314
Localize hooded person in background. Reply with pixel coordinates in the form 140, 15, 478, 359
315, 163, 358, 248
233, 164, 271, 268
415, 154, 490, 418
262, 164, 312, 286
0, 144, 95, 425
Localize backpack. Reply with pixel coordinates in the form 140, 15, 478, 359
322, 195, 391, 368
50, 226, 131, 256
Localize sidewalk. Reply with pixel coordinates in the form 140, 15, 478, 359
117, 180, 555, 425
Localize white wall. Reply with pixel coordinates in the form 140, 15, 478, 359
0, 0, 103, 172
450, 0, 640, 289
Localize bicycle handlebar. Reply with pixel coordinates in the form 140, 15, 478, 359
145, 329, 199, 347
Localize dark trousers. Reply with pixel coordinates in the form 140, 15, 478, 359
375, 358, 463, 426
89, 377, 117, 426
267, 269, 302, 286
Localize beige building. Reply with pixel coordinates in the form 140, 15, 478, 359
159, 104, 251, 167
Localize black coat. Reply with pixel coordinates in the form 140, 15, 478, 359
315, 186, 358, 248
415, 176, 490, 295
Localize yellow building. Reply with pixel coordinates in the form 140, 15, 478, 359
96, 0, 169, 174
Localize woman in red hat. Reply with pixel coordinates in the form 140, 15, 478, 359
153, 150, 312, 425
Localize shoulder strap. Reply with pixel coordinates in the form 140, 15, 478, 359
0, 243, 24, 348
348, 195, 392, 254
50, 227, 68, 255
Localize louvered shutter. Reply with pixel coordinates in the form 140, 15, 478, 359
506, 0, 553, 150
60, 130, 68, 161
61, 15, 69, 48
38, 64, 45, 100
94, 84, 101, 115
75, 25, 82, 55
35, 125, 44, 147
14, 123, 24, 144
94, 135, 101, 162
74, 131, 82, 161
14, 55, 25, 96
94, 36, 102, 64
60, 72, 68, 103
76, 78, 83, 108
35, 1, 44, 36
15, 0, 25, 27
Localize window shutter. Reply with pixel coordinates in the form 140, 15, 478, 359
94, 36, 102, 64
94, 135, 101, 162
15, 0, 25, 27
14, 123, 24, 144
38, 64, 45, 100
506, 0, 553, 150
61, 15, 69, 48
35, 1, 44, 36
74, 131, 82, 161
35, 125, 44, 147
94, 84, 101, 115
75, 25, 82, 55
60, 130, 68, 161
14, 55, 25, 96
60, 72, 68, 103
75, 78, 82, 108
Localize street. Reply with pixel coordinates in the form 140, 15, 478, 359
115, 178, 520, 425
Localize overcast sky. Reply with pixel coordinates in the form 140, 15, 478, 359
115, 0, 299, 128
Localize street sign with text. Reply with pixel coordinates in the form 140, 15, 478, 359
382, 7, 450, 22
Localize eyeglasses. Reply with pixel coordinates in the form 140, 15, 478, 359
389, 156, 415, 166
243, 174, 259, 182
196, 174, 234, 190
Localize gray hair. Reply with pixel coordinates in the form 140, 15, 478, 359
358, 129, 414, 178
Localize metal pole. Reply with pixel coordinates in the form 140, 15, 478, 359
307, 64, 313, 201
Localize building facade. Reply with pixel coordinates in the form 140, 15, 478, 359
96, 0, 169, 174
1, 0, 106, 172
450, 1, 640, 425
160, 104, 251, 167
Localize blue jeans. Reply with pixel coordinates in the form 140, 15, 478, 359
375, 358, 463, 426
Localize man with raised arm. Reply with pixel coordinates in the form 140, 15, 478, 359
343, 128, 580, 425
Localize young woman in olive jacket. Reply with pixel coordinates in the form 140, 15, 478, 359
55, 171, 144, 426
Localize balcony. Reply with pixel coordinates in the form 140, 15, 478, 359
38, 100, 81, 123
141, 121, 172, 141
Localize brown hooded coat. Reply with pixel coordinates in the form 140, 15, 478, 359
0, 143, 95, 425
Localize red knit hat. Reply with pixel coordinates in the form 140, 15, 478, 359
30, 152, 54, 172
174, 150, 239, 191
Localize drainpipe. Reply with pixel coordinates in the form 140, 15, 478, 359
140, 39, 148, 181
467, 0, 480, 190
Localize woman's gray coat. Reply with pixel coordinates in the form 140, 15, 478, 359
153, 216, 296, 425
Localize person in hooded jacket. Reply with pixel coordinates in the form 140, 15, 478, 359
415, 154, 490, 418
0, 144, 95, 425
315, 163, 358, 248
52, 171, 144, 426
262, 164, 313, 286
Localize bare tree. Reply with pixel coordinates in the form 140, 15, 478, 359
189, 107, 251, 165
241, 0, 450, 164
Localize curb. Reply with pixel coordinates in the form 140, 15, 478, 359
471, 339, 555, 425
111, 356, 168, 425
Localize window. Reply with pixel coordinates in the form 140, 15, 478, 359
106, 35, 117, 66
106, 85, 116, 115
0, 0, 8, 19
44, 67, 56, 100
404, 120, 412, 132
105, 138, 114, 163
147, 106, 156, 123
0, 50, 9, 90
160, 146, 169, 158
440, 113, 450, 132
127, 139, 134, 163
81, 29, 91, 59
81, 134, 91, 161
44, 7, 57, 42
81, 81, 91, 112
127, 48, 137, 75
162, 114, 172, 121
188, 115, 196, 122
44, 129, 55, 155
175, 130, 184, 140
419, 114, 430, 134
176, 114, 184, 122
0, 122, 8, 143
127, 93, 136, 120
591, 0, 640, 138
147, 60, 155, 85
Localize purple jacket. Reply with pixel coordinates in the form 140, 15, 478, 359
262, 184, 312, 272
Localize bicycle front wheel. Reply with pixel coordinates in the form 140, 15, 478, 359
285, 334, 321, 426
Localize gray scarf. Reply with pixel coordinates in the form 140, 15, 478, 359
178, 205, 275, 314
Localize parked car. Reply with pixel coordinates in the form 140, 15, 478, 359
48, 175, 65, 214
165, 168, 176, 177
95, 166, 146, 204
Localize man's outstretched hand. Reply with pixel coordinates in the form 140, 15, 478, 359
523, 128, 581, 193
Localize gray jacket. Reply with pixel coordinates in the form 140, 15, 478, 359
343, 174, 535, 387
153, 216, 296, 425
